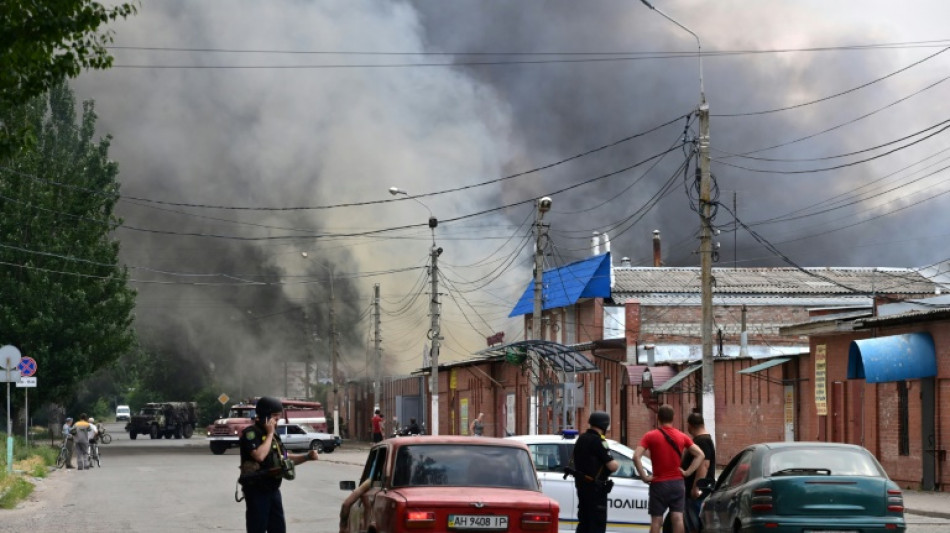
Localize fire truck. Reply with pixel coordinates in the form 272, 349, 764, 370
206, 397, 326, 455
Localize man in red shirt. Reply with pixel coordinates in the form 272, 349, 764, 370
634, 404, 705, 533
371, 409, 384, 443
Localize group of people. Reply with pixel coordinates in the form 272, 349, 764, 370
571, 405, 716, 533
60, 413, 103, 470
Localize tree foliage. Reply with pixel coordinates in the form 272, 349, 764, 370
0, 0, 137, 154
0, 83, 136, 408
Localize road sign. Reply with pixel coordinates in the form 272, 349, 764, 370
18, 357, 36, 377
1, 370, 20, 383
16, 377, 36, 388
0, 345, 21, 370
218, 393, 230, 405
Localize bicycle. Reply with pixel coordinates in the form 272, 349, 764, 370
55, 438, 72, 469
98, 426, 113, 444
89, 440, 101, 468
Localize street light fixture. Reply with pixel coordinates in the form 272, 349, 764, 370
640, 0, 716, 441
301, 252, 340, 439
389, 186, 442, 436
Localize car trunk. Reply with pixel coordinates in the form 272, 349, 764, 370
769, 476, 889, 516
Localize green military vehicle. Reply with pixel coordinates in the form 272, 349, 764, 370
127, 402, 199, 440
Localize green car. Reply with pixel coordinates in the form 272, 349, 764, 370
702, 442, 905, 533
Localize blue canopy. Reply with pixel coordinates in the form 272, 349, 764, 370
509, 253, 612, 317
847, 332, 936, 383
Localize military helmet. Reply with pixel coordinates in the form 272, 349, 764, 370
255, 396, 284, 419
588, 411, 610, 432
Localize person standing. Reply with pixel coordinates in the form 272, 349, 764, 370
86, 417, 99, 468
634, 405, 705, 533
61, 417, 75, 469
371, 409, 384, 443
469, 412, 484, 436
572, 411, 619, 533
71, 414, 93, 471
239, 396, 319, 533
683, 412, 715, 533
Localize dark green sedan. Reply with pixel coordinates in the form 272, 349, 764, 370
702, 442, 905, 533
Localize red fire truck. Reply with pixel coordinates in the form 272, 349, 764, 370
206, 397, 326, 455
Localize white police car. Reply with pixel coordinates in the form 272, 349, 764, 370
509, 431, 652, 532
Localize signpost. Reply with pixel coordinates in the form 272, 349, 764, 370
0, 345, 22, 472
17, 357, 37, 446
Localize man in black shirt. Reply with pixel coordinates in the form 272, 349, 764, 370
682, 412, 716, 533
572, 411, 620, 533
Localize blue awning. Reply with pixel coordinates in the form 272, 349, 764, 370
509, 253, 612, 317
847, 332, 937, 383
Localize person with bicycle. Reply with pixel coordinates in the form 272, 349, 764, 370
61, 417, 75, 469
88, 417, 100, 468
70, 413, 94, 471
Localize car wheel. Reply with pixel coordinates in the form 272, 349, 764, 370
149, 425, 159, 439
129, 432, 137, 440
310, 440, 323, 451
183, 424, 194, 439
210, 442, 228, 455
323, 445, 335, 453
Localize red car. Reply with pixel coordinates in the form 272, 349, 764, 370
340, 436, 560, 533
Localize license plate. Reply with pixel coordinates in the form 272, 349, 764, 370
448, 514, 509, 530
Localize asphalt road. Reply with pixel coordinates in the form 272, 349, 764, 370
3, 423, 362, 533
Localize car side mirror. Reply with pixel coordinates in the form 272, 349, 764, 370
340, 480, 357, 491
696, 477, 714, 495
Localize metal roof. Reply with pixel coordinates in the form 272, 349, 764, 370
653, 364, 702, 393
510, 253, 612, 317
612, 267, 938, 298
737, 357, 793, 375
477, 340, 600, 373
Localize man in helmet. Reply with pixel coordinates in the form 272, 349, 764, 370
634, 404, 705, 533
239, 396, 319, 533
572, 411, 619, 533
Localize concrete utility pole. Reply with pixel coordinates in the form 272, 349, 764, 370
641, 0, 716, 441
328, 269, 340, 438
428, 215, 442, 435
373, 283, 381, 408
531, 197, 552, 435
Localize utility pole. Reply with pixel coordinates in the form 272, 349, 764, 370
428, 215, 442, 435
641, 0, 715, 441
531, 197, 552, 435
328, 269, 340, 439
373, 283, 381, 408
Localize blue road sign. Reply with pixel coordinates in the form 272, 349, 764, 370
18, 357, 36, 377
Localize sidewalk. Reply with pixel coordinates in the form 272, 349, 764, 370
327, 441, 950, 519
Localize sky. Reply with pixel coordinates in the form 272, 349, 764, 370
69, 0, 950, 393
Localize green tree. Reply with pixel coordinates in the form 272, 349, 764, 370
0, 0, 137, 154
0, 83, 136, 409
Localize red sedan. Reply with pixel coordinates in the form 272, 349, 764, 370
340, 436, 560, 533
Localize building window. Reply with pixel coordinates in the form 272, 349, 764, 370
898, 381, 909, 456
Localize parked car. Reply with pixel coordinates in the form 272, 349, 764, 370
702, 442, 905, 533
115, 405, 131, 422
277, 422, 339, 453
509, 432, 653, 532
340, 436, 560, 532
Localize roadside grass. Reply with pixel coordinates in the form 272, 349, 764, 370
0, 430, 59, 509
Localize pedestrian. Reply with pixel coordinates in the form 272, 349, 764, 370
238, 396, 319, 533
634, 405, 705, 533
469, 412, 485, 436
71, 413, 93, 471
571, 411, 619, 533
683, 412, 715, 533
61, 417, 75, 469
371, 409, 384, 443
407, 417, 421, 435
86, 417, 99, 468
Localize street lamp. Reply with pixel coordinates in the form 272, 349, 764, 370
640, 0, 716, 440
389, 186, 442, 435
301, 252, 340, 439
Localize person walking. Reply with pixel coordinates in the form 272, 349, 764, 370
634, 405, 705, 533
61, 417, 75, 469
572, 411, 619, 533
239, 396, 319, 533
371, 409, 384, 443
71, 414, 93, 471
683, 412, 715, 533
469, 412, 484, 436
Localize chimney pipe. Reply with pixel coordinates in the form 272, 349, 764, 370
592, 231, 600, 255
652, 230, 662, 267
621, 257, 631, 267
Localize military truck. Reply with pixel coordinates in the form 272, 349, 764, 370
127, 402, 199, 440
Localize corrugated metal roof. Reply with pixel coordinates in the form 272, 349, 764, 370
613, 267, 936, 297
613, 295, 874, 306
510, 253, 612, 317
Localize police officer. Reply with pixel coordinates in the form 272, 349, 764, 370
239, 396, 319, 533
573, 411, 620, 533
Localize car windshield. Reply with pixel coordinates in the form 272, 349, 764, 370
767, 448, 884, 477
297, 423, 316, 433
392, 444, 539, 490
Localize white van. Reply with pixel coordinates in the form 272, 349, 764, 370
116, 405, 131, 422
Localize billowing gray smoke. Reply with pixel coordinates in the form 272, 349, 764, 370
72, 1, 950, 384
